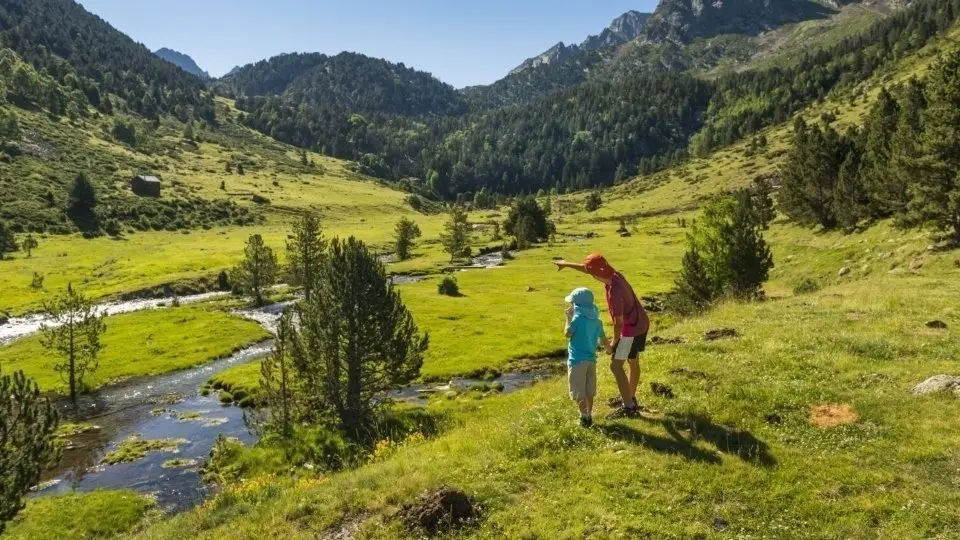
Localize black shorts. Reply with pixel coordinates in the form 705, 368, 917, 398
612, 333, 647, 361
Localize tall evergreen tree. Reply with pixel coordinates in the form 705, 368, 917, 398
901, 51, 960, 242
259, 312, 297, 438
233, 234, 278, 306
393, 217, 422, 261
286, 213, 326, 301
440, 206, 470, 263
0, 221, 17, 260
860, 87, 902, 216
0, 370, 60, 534
286, 237, 428, 438
67, 173, 98, 231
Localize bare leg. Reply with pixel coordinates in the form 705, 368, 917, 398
627, 358, 641, 400
578, 399, 591, 416
610, 360, 633, 407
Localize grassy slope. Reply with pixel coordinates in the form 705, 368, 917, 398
127, 24, 960, 539
0, 305, 269, 393
2, 491, 154, 540
134, 226, 960, 539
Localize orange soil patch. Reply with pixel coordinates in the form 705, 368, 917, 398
809, 403, 859, 428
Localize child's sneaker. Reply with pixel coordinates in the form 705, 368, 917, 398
579, 416, 594, 428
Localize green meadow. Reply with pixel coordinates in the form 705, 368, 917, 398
0, 305, 269, 394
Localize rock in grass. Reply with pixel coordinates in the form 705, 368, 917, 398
838, 267, 851, 277
162, 458, 199, 469
912, 375, 960, 396
704, 328, 738, 341
926, 320, 948, 330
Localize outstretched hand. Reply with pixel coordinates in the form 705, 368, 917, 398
553, 260, 566, 271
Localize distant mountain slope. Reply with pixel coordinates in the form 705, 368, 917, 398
219, 52, 466, 117
154, 48, 209, 78
638, 0, 834, 45
464, 10, 651, 109
508, 10, 651, 76
0, 0, 212, 120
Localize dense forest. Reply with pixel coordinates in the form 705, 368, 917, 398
778, 48, 960, 242
0, 0, 214, 121
224, 0, 960, 199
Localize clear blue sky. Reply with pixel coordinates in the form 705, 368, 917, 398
79, 0, 658, 87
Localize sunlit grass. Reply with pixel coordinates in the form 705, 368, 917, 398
0, 305, 269, 393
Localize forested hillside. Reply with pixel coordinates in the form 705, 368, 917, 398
0, 0, 214, 121
223, 0, 960, 199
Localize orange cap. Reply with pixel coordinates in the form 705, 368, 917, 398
583, 253, 615, 279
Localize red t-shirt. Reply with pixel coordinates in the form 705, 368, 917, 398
605, 273, 650, 338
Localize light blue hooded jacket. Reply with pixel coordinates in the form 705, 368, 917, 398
565, 288, 605, 366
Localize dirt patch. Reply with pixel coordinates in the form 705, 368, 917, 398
398, 487, 479, 536
809, 404, 859, 429
704, 328, 739, 341
650, 382, 676, 399
668, 367, 709, 380
926, 320, 948, 330
650, 336, 686, 345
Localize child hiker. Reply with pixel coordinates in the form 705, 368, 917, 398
564, 287, 612, 428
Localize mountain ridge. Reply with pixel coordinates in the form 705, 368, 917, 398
154, 47, 210, 78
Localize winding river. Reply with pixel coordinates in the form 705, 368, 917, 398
18, 260, 548, 513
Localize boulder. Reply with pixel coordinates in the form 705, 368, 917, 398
912, 375, 960, 396
926, 320, 948, 330
838, 267, 851, 277
0, 312, 8, 326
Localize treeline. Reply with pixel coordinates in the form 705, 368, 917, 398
0, 0, 214, 121
222, 52, 466, 117
237, 73, 712, 195
229, 0, 960, 199
778, 48, 960, 242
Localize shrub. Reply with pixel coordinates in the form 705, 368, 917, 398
438, 276, 460, 297
793, 278, 821, 295
585, 192, 602, 212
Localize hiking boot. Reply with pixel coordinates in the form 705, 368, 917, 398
605, 406, 639, 420
579, 416, 594, 428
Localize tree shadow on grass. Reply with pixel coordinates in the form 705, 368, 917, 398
599, 412, 776, 468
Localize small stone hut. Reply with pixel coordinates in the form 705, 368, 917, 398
131, 175, 161, 197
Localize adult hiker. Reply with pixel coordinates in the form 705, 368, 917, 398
553, 253, 650, 418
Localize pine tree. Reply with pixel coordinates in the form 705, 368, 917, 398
68, 173, 98, 232
286, 214, 326, 301
860, 87, 901, 216
834, 150, 868, 229
504, 197, 550, 244
233, 234, 278, 306
673, 248, 715, 312
40, 284, 107, 404
902, 51, 960, 242
258, 312, 296, 438
889, 79, 927, 224
21, 234, 38, 258
440, 206, 470, 263
0, 221, 17, 260
725, 190, 775, 298
0, 370, 60, 534
286, 237, 428, 438
394, 217, 421, 261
